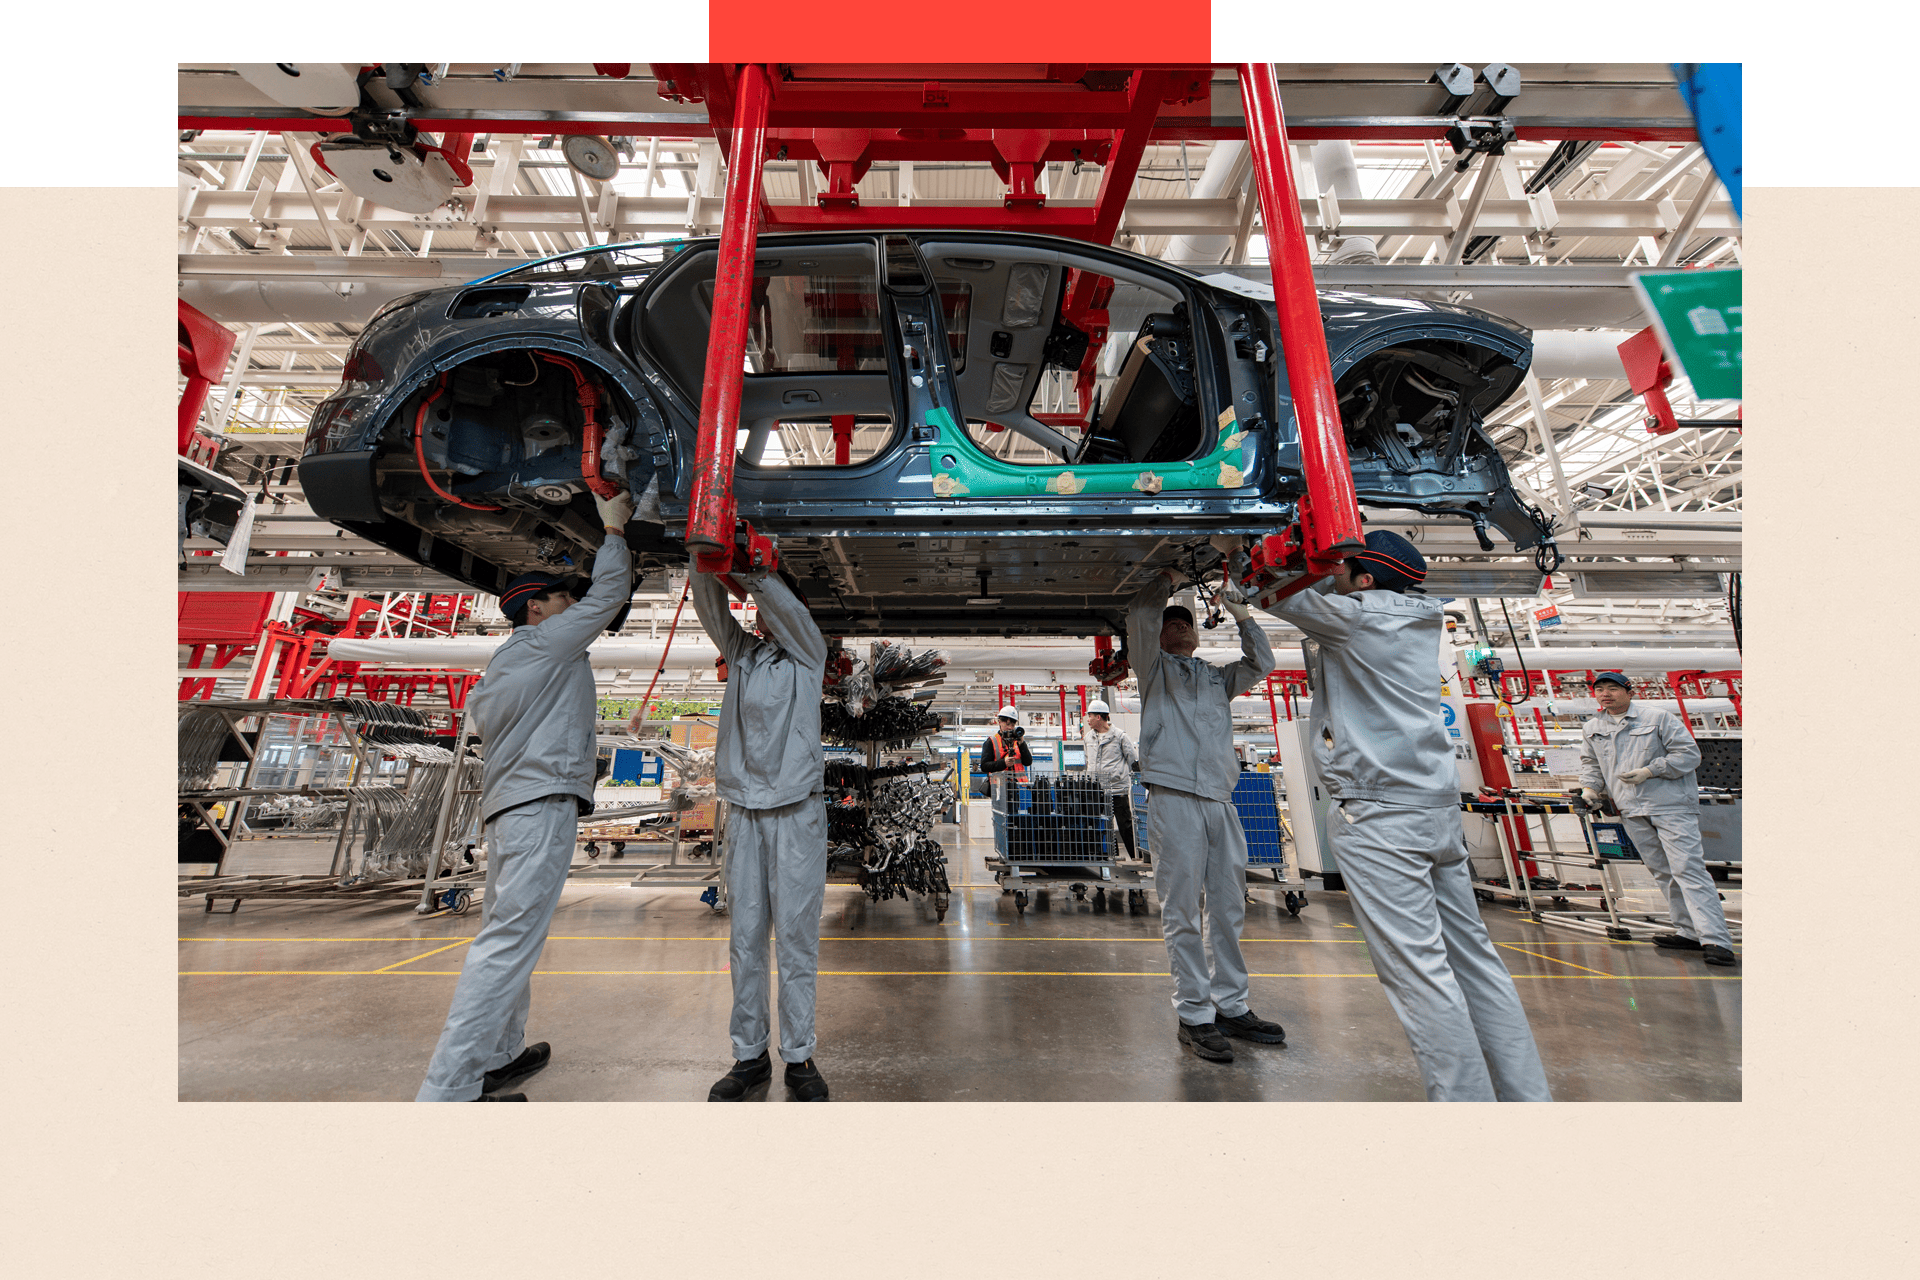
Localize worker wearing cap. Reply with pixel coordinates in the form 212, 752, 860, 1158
1579, 673, 1734, 966
1266, 530, 1551, 1101
978, 706, 1032, 779
1081, 700, 1140, 861
1126, 567, 1283, 1063
416, 487, 636, 1102
687, 554, 833, 1102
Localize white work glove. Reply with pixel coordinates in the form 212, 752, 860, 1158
1618, 766, 1655, 785
1578, 787, 1604, 807
1209, 534, 1242, 557
1222, 595, 1252, 623
594, 488, 636, 530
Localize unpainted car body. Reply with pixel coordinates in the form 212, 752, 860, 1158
300, 232, 1551, 637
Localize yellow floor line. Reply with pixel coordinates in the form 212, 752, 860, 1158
1497, 942, 1619, 976
373, 939, 472, 972
181, 968, 1740, 981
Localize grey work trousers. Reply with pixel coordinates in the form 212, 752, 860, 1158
1149, 786, 1252, 1026
1331, 799, 1553, 1102
1620, 811, 1731, 949
417, 795, 577, 1101
727, 794, 829, 1064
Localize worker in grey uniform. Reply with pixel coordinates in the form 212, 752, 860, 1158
1578, 672, 1735, 966
416, 487, 635, 1101
1266, 530, 1552, 1101
1126, 568, 1286, 1063
1080, 700, 1140, 861
686, 552, 833, 1101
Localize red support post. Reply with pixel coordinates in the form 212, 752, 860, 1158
684, 62, 774, 572
830, 414, 855, 465
1237, 65, 1367, 584
178, 299, 236, 456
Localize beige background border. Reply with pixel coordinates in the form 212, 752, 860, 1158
0, 102, 1908, 1277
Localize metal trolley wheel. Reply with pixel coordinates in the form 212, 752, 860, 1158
1013, 889, 1028, 917
1283, 890, 1306, 918
441, 887, 474, 915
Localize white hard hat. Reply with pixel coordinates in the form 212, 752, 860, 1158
996, 706, 1019, 721
1087, 700, 1110, 715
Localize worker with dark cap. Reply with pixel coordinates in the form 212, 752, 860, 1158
684, 552, 833, 1101
1579, 672, 1734, 965
1126, 566, 1283, 1064
1080, 700, 1140, 860
416, 486, 636, 1101
1266, 529, 1551, 1100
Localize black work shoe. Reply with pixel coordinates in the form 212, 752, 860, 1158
483, 1042, 551, 1094
1702, 944, 1739, 967
476, 1092, 526, 1101
707, 1050, 773, 1101
1652, 934, 1704, 950
1177, 1021, 1234, 1063
784, 1057, 830, 1101
1215, 1008, 1287, 1045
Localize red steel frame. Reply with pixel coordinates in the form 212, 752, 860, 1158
663, 64, 1368, 581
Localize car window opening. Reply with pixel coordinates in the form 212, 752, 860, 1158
959, 264, 1201, 468
736, 415, 897, 468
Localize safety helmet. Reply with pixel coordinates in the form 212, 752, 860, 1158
1087, 700, 1110, 716
996, 706, 1019, 721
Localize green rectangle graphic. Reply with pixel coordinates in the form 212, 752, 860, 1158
1631, 268, 1742, 401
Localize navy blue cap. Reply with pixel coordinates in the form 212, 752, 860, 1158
1163, 604, 1194, 626
500, 572, 576, 624
1350, 530, 1428, 592
1592, 670, 1632, 689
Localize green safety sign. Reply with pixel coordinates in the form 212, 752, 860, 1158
1630, 268, 1741, 401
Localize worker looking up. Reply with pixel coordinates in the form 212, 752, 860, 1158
1080, 701, 1140, 861
1126, 568, 1283, 1064
1578, 672, 1734, 966
978, 707, 1031, 778
683, 552, 833, 1101
416, 487, 637, 1102
1266, 530, 1552, 1101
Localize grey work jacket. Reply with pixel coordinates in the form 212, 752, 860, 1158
1578, 702, 1700, 815
691, 566, 827, 811
1081, 725, 1137, 796
470, 534, 633, 823
1267, 581, 1460, 808
1126, 574, 1273, 803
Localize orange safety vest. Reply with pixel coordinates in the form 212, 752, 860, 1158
985, 731, 1027, 778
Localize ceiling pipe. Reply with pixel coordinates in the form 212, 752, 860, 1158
1310, 140, 1379, 265
1160, 140, 1249, 266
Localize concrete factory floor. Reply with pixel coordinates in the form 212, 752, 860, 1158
179, 823, 1741, 1102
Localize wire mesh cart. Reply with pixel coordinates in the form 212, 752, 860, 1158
987, 774, 1150, 917
1232, 771, 1308, 917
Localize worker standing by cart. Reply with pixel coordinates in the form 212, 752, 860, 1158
1265, 530, 1552, 1101
685, 550, 833, 1102
1578, 672, 1735, 966
978, 707, 1032, 783
1127, 568, 1283, 1064
1081, 701, 1140, 861
415, 488, 636, 1102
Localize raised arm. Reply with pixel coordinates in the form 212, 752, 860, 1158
744, 570, 828, 675
1265, 578, 1357, 648
689, 562, 755, 666
1221, 610, 1275, 697
533, 533, 633, 656
1125, 571, 1174, 685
